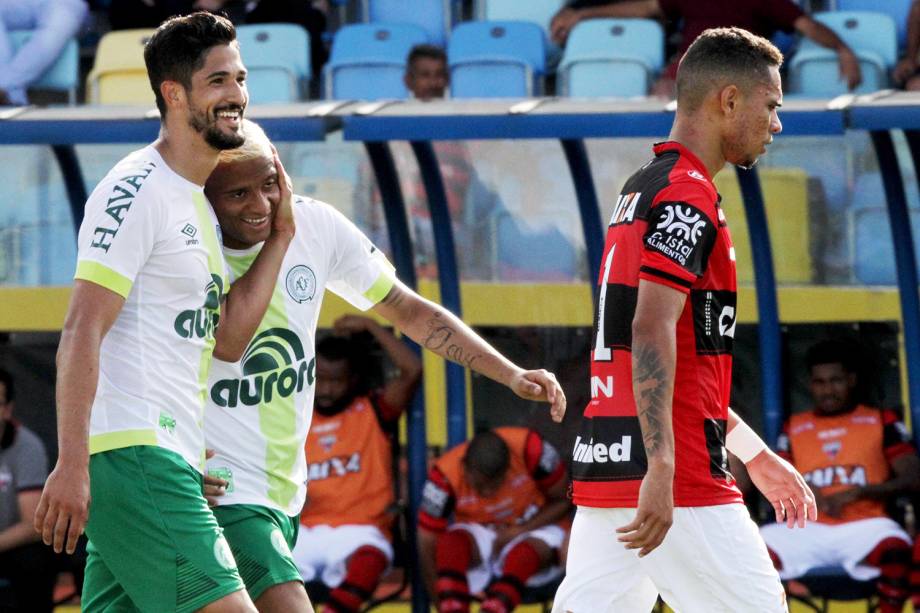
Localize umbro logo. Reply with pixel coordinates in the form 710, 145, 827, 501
182, 223, 199, 246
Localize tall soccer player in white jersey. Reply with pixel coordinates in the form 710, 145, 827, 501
33, 13, 295, 613
553, 28, 817, 612
201, 119, 567, 612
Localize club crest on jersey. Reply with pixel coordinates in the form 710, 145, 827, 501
286, 265, 316, 303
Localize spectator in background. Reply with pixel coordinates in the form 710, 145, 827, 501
418, 427, 571, 613
109, 0, 329, 76
760, 341, 920, 613
293, 318, 421, 613
0, 0, 87, 105
549, 0, 862, 97
0, 368, 54, 612
895, 0, 920, 91
405, 44, 449, 101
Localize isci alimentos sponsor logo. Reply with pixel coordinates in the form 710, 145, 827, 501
210, 327, 316, 408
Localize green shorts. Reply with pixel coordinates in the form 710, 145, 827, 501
212, 504, 302, 602
82, 446, 245, 613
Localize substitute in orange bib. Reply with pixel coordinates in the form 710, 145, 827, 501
417, 427, 572, 613
293, 319, 421, 613
761, 340, 920, 613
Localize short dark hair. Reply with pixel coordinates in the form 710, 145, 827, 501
143, 11, 237, 117
806, 339, 858, 375
462, 430, 510, 482
407, 44, 447, 72
0, 368, 12, 403
676, 27, 783, 112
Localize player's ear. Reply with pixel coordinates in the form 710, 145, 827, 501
161, 80, 185, 110
719, 84, 739, 117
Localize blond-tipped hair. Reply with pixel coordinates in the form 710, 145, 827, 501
218, 119, 273, 165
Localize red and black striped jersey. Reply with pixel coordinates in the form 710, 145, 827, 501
572, 141, 742, 508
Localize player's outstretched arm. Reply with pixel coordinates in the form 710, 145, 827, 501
727, 408, 817, 528
34, 280, 124, 554
370, 280, 566, 422
617, 280, 683, 557
215, 151, 295, 362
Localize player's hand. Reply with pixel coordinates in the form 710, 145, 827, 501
616, 464, 673, 557
550, 7, 581, 45
492, 525, 523, 557
203, 449, 227, 507
269, 146, 295, 240
33, 461, 90, 554
895, 57, 918, 84
820, 488, 859, 519
333, 314, 377, 336
746, 449, 817, 528
838, 48, 862, 91
509, 369, 566, 423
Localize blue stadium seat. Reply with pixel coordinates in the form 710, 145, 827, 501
448, 22, 546, 98
325, 23, 429, 100
364, 0, 451, 47
559, 19, 664, 98
476, 0, 563, 32
853, 206, 920, 284
236, 24, 311, 104
788, 11, 898, 97
476, 0, 564, 61
9, 31, 79, 104
836, 0, 912, 49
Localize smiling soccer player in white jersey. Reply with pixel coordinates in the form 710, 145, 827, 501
202, 119, 567, 612
33, 13, 295, 613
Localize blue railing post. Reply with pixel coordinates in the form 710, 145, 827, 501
560, 139, 604, 297
872, 130, 920, 448
364, 142, 429, 613
735, 166, 783, 447
410, 141, 467, 450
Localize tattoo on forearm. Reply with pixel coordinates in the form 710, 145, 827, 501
632, 344, 670, 457
423, 312, 483, 369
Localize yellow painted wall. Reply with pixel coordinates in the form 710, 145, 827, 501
715, 168, 812, 284
2, 282, 908, 446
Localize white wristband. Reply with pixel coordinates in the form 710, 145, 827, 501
725, 420, 767, 464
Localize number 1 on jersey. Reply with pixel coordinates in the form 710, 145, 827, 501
593, 244, 616, 362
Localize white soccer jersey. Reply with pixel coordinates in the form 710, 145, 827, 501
204, 196, 395, 516
75, 145, 228, 471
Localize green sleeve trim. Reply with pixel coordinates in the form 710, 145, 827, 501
363, 272, 396, 306
89, 429, 158, 454
74, 260, 133, 299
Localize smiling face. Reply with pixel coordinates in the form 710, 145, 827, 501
723, 65, 783, 169
206, 153, 278, 248
182, 43, 248, 150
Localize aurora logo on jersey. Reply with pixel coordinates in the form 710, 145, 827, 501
174, 274, 224, 340
210, 327, 316, 408
91, 161, 156, 252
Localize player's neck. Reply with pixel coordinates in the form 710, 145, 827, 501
669, 115, 726, 180
154, 124, 221, 187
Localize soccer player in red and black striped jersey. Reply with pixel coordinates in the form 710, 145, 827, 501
553, 27, 817, 612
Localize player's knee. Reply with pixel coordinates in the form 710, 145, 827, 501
254, 581, 312, 613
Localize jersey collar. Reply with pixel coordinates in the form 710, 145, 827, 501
653, 141, 713, 184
